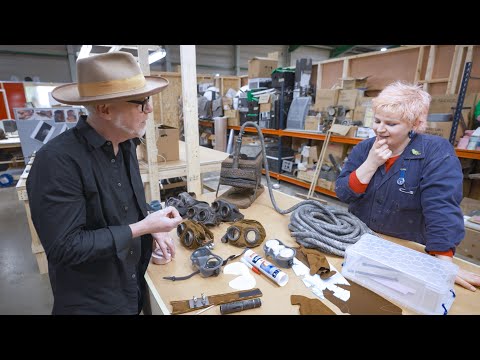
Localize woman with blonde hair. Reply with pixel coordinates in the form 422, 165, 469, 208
336, 81, 480, 291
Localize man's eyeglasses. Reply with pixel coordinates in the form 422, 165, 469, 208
127, 97, 150, 112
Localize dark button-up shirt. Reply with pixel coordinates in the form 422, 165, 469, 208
26, 115, 152, 314
335, 134, 464, 253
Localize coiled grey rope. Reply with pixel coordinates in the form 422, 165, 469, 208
237, 121, 373, 257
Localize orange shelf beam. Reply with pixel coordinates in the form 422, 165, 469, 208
262, 169, 337, 198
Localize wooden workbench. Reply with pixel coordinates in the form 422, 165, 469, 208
138, 141, 228, 183
15, 142, 228, 275
145, 189, 480, 315
0, 136, 21, 149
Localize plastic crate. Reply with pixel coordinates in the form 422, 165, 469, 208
342, 234, 458, 315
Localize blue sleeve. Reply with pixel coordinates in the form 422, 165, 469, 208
26, 148, 134, 267
335, 139, 372, 204
420, 142, 464, 253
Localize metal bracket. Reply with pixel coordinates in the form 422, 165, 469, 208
188, 293, 210, 309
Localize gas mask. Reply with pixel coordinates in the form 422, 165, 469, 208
166, 192, 200, 218
211, 199, 244, 222
186, 202, 219, 226
177, 219, 214, 250
221, 219, 266, 248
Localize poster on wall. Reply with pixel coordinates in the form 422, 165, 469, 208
30, 121, 55, 144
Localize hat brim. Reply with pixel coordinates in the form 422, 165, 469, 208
51, 76, 169, 105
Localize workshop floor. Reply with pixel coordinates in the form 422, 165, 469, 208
1, 173, 477, 314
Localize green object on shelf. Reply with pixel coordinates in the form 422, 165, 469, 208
272, 67, 295, 74
474, 100, 480, 121
246, 90, 259, 102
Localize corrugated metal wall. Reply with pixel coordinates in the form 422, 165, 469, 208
0, 45, 72, 83
0, 45, 329, 82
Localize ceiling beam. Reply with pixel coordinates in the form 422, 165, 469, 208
330, 45, 357, 58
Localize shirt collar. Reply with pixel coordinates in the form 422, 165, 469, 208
76, 115, 108, 149
402, 134, 425, 159
75, 115, 141, 150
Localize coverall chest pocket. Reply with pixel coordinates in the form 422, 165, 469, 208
395, 185, 421, 210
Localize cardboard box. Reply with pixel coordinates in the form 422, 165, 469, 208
330, 124, 358, 138
353, 105, 366, 122
458, 197, 480, 262
259, 103, 272, 112
156, 125, 179, 161
308, 145, 319, 165
222, 96, 233, 110
304, 116, 321, 132
460, 197, 480, 216
337, 89, 364, 110
326, 143, 347, 162
248, 57, 278, 79
423, 121, 454, 140
341, 76, 369, 90
225, 109, 240, 126
457, 226, 480, 263
314, 89, 340, 111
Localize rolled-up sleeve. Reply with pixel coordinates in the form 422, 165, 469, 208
335, 140, 371, 203
26, 149, 133, 266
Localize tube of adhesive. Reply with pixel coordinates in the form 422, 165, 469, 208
243, 249, 289, 286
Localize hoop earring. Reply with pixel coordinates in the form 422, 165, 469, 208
408, 130, 416, 139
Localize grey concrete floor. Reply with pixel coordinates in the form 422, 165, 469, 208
0, 186, 53, 315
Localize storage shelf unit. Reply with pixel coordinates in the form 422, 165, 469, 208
200, 121, 480, 198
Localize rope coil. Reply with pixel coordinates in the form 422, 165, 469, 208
238, 121, 373, 257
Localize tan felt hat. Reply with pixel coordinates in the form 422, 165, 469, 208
52, 51, 169, 105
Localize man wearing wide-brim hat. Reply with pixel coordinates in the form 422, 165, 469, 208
26, 51, 183, 315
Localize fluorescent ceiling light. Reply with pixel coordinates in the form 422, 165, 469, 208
78, 45, 92, 59
148, 48, 166, 64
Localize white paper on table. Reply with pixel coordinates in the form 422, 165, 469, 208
293, 258, 350, 301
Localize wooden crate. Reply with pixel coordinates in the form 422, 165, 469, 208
150, 71, 214, 129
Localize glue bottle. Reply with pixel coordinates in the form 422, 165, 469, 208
243, 249, 289, 287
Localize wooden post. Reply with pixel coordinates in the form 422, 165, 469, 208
316, 63, 323, 90
414, 46, 425, 85
180, 45, 201, 195
423, 45, 436, 92
342, 58, 350, 80
447, 45, 463, 95
137, 45, 160, 203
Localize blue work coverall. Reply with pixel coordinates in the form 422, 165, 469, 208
335, 134, 464, 253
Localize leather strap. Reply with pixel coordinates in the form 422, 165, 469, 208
171, 288, 263, 315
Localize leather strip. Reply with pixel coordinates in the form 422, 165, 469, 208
170, 288, 263, 314
78, 74, 146, 97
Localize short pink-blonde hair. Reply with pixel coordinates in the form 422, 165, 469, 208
371, 81, 431, 133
